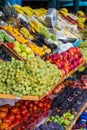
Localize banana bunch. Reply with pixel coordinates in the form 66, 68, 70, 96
13, 4, 24, 15
76, 11, 86, 29
59, 8, 68, 17
21, 6, 33, 17
14, 5, 33, 17
77, 11, 85, 17
20, 27, 34, 40
14, 5, 46, 18
33, 8, 47, 17
29, 20, 44, 33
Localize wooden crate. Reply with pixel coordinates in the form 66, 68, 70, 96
0, 42, 24, 60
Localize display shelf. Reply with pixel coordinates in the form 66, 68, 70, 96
0, 61, 85, 101
66, 102, 87, 130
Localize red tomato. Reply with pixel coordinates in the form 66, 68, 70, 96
33, 101, 39, 105
21, 105, 27, 110
16, 114, 22, 120
33, 106, 38, 112
29, 103, 34, 108
0, 111, 7, 119
10, 106, 19, 115
0, 106, 8, 113
39, 103, 43, 108
0, 123, 9, 130
24, 101, 29, 106
0, 119, 2, 124
7, 114, 15, 122
21, 109, 28, 116
3, 117, 11, 125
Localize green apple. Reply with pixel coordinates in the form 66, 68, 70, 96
13, 46, 21, 53
20, 44, 27, 51
14, 41, 20, 47
68, 115, 74, 121
79, 66, 85, 72
21, 52, 27, 58
25, 47, 32, 54
64, 120, 70, 126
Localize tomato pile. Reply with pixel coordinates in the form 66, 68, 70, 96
0, 97, 52, 130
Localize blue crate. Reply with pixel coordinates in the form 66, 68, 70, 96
7, 0, 22, 5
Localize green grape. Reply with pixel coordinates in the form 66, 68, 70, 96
0, 56, 61, 97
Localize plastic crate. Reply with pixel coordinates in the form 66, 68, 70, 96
7, 0, 22, 5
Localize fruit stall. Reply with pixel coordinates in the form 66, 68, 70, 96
0, 3, 87, 130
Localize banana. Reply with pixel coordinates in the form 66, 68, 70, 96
59, 10, 68, 17
20, 27, 30, 36
13, 4, 22, 10
60, 8, 68, 14
77, 11, 85, 17
77, 17, 86, 23
15, 8, 24, 15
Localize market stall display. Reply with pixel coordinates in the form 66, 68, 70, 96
0, 3, 86, 130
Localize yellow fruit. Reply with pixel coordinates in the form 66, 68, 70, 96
60, 8, 68, 13
13, 4, 22, 10
77, 11, 85, 17
15, 8, 24, 15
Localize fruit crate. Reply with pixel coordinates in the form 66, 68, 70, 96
66, 102, 87, 130
3, 43, 24, 60
0, 42, 23, 60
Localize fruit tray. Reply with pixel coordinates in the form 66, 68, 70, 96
0, 42, 23, 60
0, 61, 85, 101
66, 102, 87, 130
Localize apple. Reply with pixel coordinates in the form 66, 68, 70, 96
64, 120, 70, 126
26, 42, 30, 47
61, 69, 66, 77
13, 46, 21, 53
20, 52, 27, 58
56, 61, 64, 69
25, 47, 32, 54
20, 44, 27, 51
14, 41, 20, 47
7, 43, 14, 49
57, 54, 63, 61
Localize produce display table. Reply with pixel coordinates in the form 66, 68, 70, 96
0, 3, 86, 130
